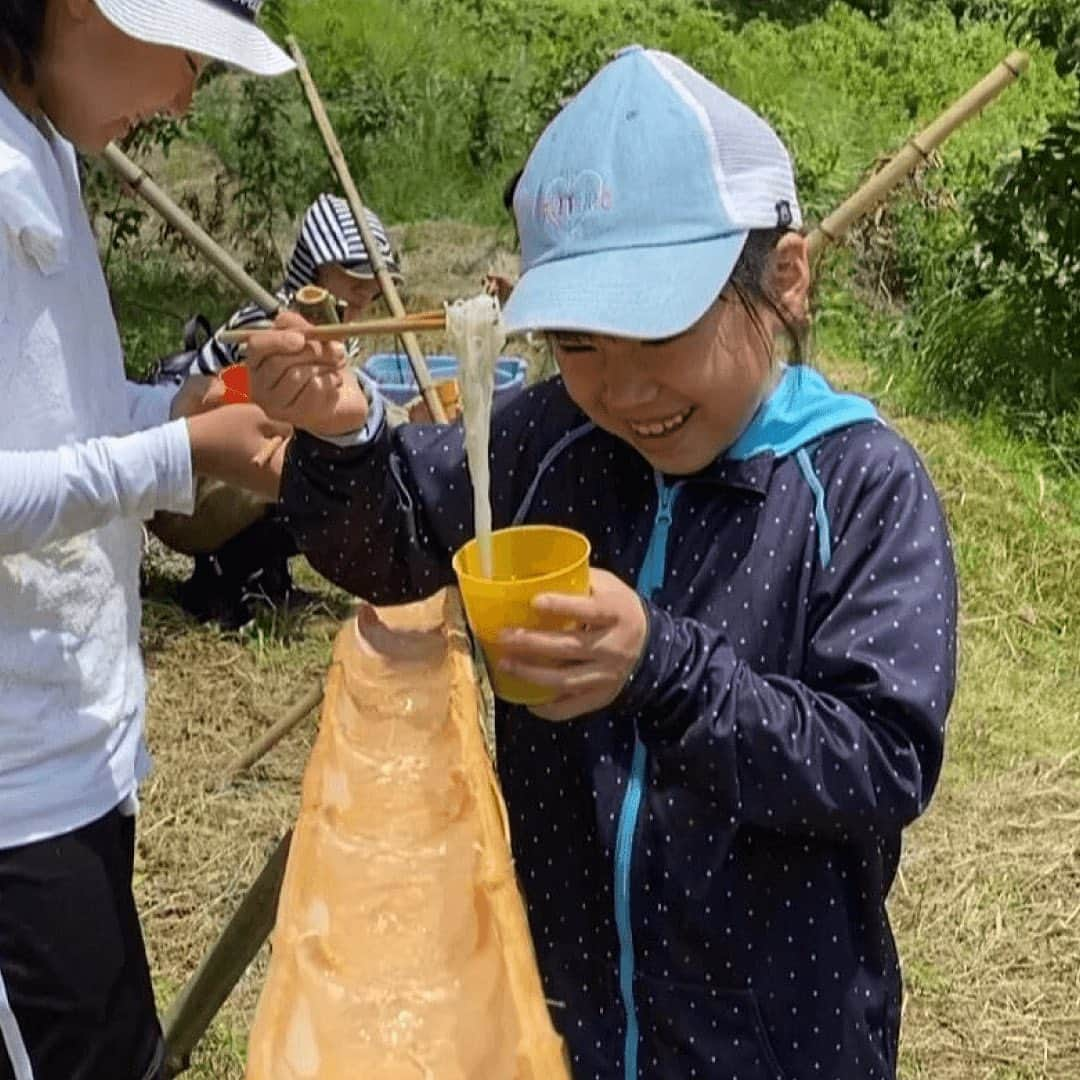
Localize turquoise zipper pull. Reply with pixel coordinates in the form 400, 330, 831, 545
637, 476, 680, 602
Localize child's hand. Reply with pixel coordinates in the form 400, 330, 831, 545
187, 405, 293, 501
245, 312, 369, 437
169, 374, 226, 419
497, 568, 647, 721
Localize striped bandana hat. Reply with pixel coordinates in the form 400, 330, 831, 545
283, 193, 400, 294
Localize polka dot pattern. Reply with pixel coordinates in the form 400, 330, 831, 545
281, 379, 957, 1079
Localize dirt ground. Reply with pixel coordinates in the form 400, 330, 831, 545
135, 228, 1080, 1079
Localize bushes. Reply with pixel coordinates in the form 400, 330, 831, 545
94, 0, 1062, 244
876, 0, 1080, 466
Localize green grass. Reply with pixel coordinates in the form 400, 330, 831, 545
108, 256, 237, 381
827, 330, 1080, 781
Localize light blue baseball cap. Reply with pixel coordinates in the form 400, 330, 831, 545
502, 46, 802, 340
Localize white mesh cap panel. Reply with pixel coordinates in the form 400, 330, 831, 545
645, 50, 803, 231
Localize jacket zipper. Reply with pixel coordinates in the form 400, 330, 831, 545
614, 475, 681, 1079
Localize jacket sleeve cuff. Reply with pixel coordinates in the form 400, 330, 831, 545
613, 601, 737, 747
311, 369, 386, 449
612, 600, 675, 720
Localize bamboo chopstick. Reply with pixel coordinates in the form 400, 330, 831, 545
218, 311, 446, 346
253, 434, 288, 470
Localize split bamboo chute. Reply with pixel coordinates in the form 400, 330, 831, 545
244, 592, 570, 1078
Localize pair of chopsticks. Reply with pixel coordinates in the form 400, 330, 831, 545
218, 308, 446, 346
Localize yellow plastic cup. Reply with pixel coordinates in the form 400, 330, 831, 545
452, 525, 591, 706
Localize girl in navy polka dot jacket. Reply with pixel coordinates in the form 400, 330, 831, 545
248, 48, 957, 1080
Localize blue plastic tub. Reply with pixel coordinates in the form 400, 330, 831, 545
364, 353, 528, 406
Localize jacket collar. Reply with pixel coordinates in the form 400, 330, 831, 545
562, 364, 879, 498
682, 365, 881, 495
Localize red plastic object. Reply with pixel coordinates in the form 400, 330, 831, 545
221, 364, 250, 404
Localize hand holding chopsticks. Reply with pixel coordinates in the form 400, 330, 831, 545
241, 311, 371, 439
218, 308, 446, 346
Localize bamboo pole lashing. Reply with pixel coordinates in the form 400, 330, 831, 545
285, 35, 448, 424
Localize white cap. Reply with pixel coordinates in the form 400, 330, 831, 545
95, 0, 295, 77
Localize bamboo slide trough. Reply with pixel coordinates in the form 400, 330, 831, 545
286, 35, 448, 424
243, 592, 570, 1078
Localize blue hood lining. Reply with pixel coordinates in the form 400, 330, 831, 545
726, 365, 879, 462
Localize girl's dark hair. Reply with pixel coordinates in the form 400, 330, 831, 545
0, 1, 47, 89
729, 227, 810, 365
502, 168, 523, 214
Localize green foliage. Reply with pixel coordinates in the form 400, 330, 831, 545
190, 0, 1059, 227
107, 256, 234, 381
191, 74, 326, 281
879, 0, 1080, 467
94, 0, 1079, 465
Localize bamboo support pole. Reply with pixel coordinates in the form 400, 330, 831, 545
218, 683, 325, 788
162, 832, 292, 1077
101, 143, 281, 315
285, 35, 448, 423
807, 50, 1029, 265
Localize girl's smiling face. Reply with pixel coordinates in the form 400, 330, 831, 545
551, 232, 810, 476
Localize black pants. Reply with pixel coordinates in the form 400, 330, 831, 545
0, 809, 163, 1080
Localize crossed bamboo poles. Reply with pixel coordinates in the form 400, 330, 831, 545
101, 46, 1029, 1076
